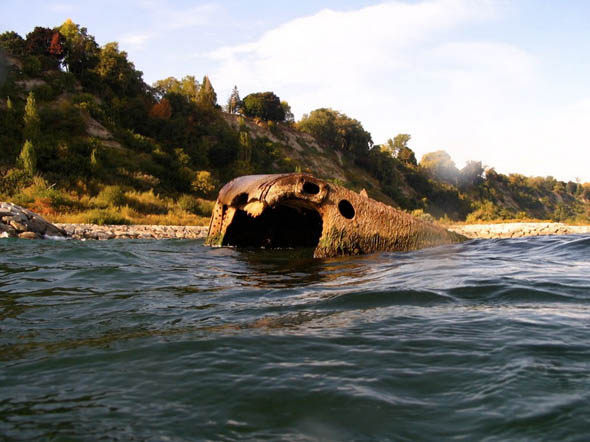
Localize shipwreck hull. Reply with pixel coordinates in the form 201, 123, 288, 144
206, 173, 466, 258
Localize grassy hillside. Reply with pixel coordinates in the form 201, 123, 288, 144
1, 22, 589, 226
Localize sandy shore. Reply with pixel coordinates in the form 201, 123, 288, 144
53, 222, 590, 241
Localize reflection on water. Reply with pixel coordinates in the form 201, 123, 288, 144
1, 235, 590, 440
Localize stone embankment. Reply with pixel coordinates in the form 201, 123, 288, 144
55, 223, 208, 240
3, 201, 590, 241
0, 202, 67, 239
448, 222, 590, 239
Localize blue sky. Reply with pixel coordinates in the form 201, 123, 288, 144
3, 0, 590, 181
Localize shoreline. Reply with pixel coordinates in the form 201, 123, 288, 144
52, 221, 590, 241
56, 223, 209, 240
448, 222, 590, 239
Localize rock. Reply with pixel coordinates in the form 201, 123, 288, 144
0, 202, 67, 239
18, 231, 39, 239
28, 216, 48, 234
9, 220, 27, 232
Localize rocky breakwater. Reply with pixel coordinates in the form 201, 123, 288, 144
0, 202, 67, 239
55, 224, 208, 240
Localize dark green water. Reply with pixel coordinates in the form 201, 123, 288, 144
1, 236, 590, 440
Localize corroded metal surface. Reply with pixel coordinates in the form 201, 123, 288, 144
206, 173, 467, 258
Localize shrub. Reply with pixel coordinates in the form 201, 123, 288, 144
411, 209, 435, 223
125, 190, 168, 214
83, 208, 131, 225
94, 185, 127, 208
178, 194, 214, 217
192, 170, 218, 198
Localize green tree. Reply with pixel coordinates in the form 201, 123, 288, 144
0, 31, 25, 56
24, 91, 40, 142
241, 92, 284, 122
94, 42, 145, 97
58, 19, 100, 78
227, 85, 240, 114
297, 108, 372, 156
281, 100, 294, 123
153, 75, 199, 102
196, 75, 217, 108
420, 150, 459, 184
19, 140, 36, 176
458, 160, 484, 188
382, 134, 416, 166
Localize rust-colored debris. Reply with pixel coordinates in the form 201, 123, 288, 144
206, 173, 467, 258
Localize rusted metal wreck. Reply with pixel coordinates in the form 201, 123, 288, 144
206, 173, 466, 258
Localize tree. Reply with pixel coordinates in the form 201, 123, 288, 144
420, 150, 459, 184
153, 75, 199, 102
0, 31, 25, 56
58, 19, 100, 77
19, 140, 36, 176
281, 100, 294, 123
94, 42, 145, 97
241, 92, 284, 122
149, 98, 172, 119
25, 27, 65, 69
24, 91, 40, 142
382, 134, 416, 166
297, 108, 372, 156
458, 160, 484, 188
196, 75, 217, 108
227, 85, 240, 114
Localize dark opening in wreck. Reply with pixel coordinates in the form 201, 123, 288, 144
223, 202, 323, 249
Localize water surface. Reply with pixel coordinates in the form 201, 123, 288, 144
1, 236, 590, 440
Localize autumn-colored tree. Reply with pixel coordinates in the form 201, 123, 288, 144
24, 91, 40, 142
149, 98, 172, 119
25, 27, 65, 68
49, 32, 63, 56
196, 75, 217, 108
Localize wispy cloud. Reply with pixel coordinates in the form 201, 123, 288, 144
120, 32, 152, 49
207, 0, 590, 180
117, 2, 221, 50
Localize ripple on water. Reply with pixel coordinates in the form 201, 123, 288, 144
1, 235, 590, 440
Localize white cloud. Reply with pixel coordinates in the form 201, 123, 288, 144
120, 32, 152, 49
209, 0, 590, 181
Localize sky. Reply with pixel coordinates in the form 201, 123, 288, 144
3, 0, 590, 182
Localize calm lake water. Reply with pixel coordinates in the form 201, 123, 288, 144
1, 235, 590, 440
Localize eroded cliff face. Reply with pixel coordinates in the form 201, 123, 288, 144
206, 173, 466, 258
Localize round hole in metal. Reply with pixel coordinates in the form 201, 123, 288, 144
302, 181, 320, 195
338, 199, 355, 219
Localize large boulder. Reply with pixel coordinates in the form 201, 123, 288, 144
0, 202, 67, 239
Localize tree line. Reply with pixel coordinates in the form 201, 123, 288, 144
1, 21, 589, 223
